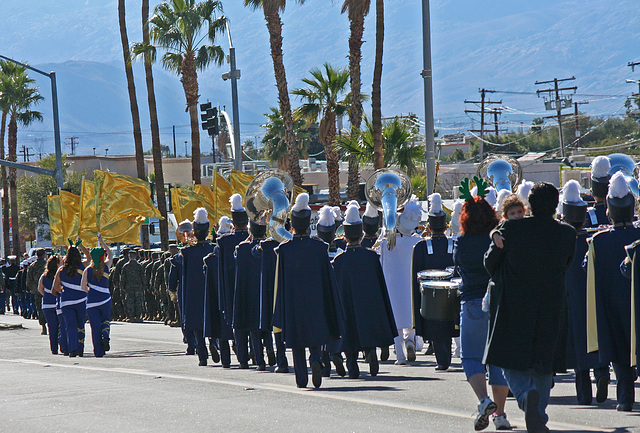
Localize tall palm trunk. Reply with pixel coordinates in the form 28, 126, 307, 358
0, 111, 10, 257
263, 4, 303, 187
143, 0, 169, 250
347, 8, 366, 200
180, 54, 202, 184
118, 0, 145, 180
7, 115, 19, 256
372, 0, 384, 170
321, 111, 340, 205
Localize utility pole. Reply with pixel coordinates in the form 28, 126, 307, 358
573, 100, 589, 147
421, 0, 436, 194
223, 22, 242, 171
65, 136, 78, 155
464, 89, 502, 161
172, 125, 177, 158
535, 77, 577, 158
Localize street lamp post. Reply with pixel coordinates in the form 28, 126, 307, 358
0, 55, 63, 189
222, 22, 242, 171
421, 1, 436, 195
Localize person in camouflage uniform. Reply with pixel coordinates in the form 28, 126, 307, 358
150, 251, 165, 321
165, 244, 180, 326
120, 250, 146, 322
154, 252, 170, 324
144, 251, 159, 320
111, 248, 130, 320
27, 248, 48, 334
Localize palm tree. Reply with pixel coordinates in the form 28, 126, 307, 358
262, 107, 310, 169
372, 0, 384, 169
139, 0, 226, 185
140, 0, 169, 250
243, 0, 305, 188
0, 66, 43, 256
0, 61, 15, 256
293, 63, 349, 205
341, 0, 371, 200
118, 0, 146, 180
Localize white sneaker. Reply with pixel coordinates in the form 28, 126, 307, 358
492, 413, 512, 430
474, 397, 497, 431
394, 359, 407, 365
405, 340, 416, 362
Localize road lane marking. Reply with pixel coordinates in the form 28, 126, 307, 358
0, 358, 614, 432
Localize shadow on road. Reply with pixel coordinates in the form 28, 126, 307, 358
107, 349, 187, 358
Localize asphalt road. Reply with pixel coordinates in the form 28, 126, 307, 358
1, 314, 639, 433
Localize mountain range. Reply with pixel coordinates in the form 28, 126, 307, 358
2, 0, 640, 156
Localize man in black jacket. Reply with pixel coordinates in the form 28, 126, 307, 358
484, 182, 575, 433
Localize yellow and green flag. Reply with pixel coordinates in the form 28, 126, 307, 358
47, 195, 64, 247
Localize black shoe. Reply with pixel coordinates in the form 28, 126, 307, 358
69, 351, 78, 358
332, 355, 346, 377
101, 338, 110, 352
257, 364, 266, 371
186, 347, 195, 356
424, 341, 434, 355
311, 361, 323, 388
222, 364, 231, 369
77, 352, 83, 357
524, 389, 546, 433
380, 346, 389, 362
198, 359, 207, 366
596, 376, 609, 403
369, 351, 379, 377
275, 366, 289, 373
616, 402, 633, 412
210, 346, 220, 363
267, 350, 276, 366
239, 362, 249, 369
51, 350, 58, 355
435, 365, 449, 371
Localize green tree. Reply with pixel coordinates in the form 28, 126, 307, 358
0, 64, 43, 256
293, 63, 350, 205
341, 0, 371, 200
0, 60, 17, 256
135, 0, 226, 185
243, 0, 305, 188
261, 107, 309, 169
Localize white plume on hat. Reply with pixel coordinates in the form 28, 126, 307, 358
346, 200, 360, 209
562, 180, 583, 203
217, 216, 232, 234
193, 207, 209, 224
398, 196, 422, 234
364, 202, 378, 218
495, 189, 510, 213
229, 193, 245, 212
428, 193, 443, 214
292, 192, 310, 212
485, 187, 497, 207
608, 171, 631, 199
332, 206, 343, 221
517, 180, 534, 205
317, 205, 335, 227
591, 155, 611, 178
344, 203, 362, 225
450, 199, 464, 234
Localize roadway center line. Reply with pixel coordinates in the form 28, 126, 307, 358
0, 358, 613, 432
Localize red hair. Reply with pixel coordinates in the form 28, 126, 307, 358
460, 196, 499, 235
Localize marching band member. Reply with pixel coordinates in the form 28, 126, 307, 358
361, 202, 380, 249
584, 172, 640, 412
379, 197, 422, 365
39, 255, 62, 354
81, 234, 114, 358
332, 202, 397, 379
273, 193, 343, 388
561, 180, 610, 405
587, 155, 611, 227
412, 193, 455, 371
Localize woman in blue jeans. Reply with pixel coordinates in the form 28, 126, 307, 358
453, 192, 511, 431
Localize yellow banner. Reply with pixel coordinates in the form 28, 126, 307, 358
213, 171, 232, 221
101, 215, 144, 245
47, 195, 64, 247
59, 190, 80, 243
229, 170, 254, 196
77, 179, 98, 245
171, 188, 208, 226
193, 184, 218, 226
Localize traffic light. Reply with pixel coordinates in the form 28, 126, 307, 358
149, 222, 156, 235
200, 102, 219, 136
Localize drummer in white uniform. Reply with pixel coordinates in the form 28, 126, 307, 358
378, 197, 422, 365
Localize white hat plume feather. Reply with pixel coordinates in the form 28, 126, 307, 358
193, 207, 209, 224
292, 193, 310, 211
428, 193, 443, 214
229, 193, 245, 212
495, 189, 510, 213
344, 203, 362, 224
364, 202, 378, 218
591, 156, 611, 178
217, 216, 232, 234
608, 171, 631, 199
317, 205, 335, 227
562, 180, 583, 203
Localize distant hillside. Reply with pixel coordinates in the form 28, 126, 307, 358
2, 0, 640, 155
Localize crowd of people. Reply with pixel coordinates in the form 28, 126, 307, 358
4, 159, 640, 433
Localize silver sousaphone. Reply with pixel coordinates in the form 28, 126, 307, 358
365, 168, 413, 250
608, 153, 639, 197
245, 169, 295, 243
476, 155, 523, 192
